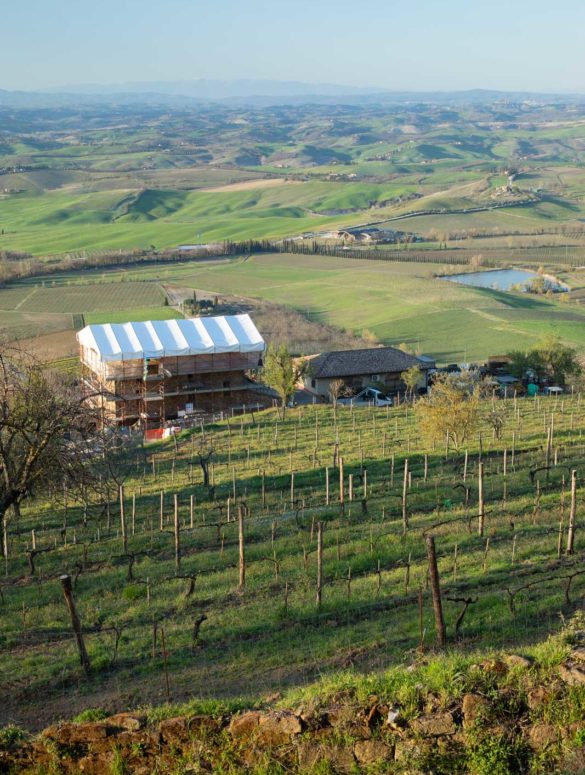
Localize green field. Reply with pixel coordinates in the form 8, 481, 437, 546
3, 253, 585, 362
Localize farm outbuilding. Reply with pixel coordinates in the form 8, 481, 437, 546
302, 346, 434, 401
77, 314, 268, 426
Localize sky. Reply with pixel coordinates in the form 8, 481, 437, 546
2, 0, 585, 93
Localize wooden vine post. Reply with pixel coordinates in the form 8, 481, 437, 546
174, 494, 181, 570
402, 458, 409, 534
119, 486, 127, 553
478, 462, 485, 537
238, 504, 246, 591
425, 535, 446, 647
566, 469, 577, 555
60, 574, 91, 676
316, 521, 323, 608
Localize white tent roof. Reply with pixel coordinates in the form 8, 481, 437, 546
77, 314, 265, 362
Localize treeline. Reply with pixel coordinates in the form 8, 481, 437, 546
0, 238, 490, 288
273, 240, 485, 266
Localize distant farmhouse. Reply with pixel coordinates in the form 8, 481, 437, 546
325, 227, 421, 244
301, 346, 435, 400
77, 314, 267, 427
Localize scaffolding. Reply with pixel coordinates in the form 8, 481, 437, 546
78, 343, 268, 429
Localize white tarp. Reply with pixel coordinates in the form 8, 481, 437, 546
77, 314, 265, 362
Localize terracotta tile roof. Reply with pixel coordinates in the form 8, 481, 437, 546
308, 347, 432, 379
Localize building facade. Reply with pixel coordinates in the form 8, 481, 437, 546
302, 347, 434, 400
77, 314, 267, 426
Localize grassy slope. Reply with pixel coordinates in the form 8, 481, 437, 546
2, 169, 585, 255
1, 396, 584, 731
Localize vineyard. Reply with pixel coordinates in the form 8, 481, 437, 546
1, 393, 584, 732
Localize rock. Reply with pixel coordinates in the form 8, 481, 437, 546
228, 710, 301, 747
394, 737, 432, 764
411, 712, 456, 737
571, 646, 585, 663
527, 686, 552, 710
326, 703, 372, 737
462, 694, 491, 728
42, 722, 118, 747
228, 711, 261, 738
325, 703, 359, 729
159, 716, 190, 745
354, 739, 392, 764
256, 711, 302, 746
77, 752, 115, 774
559, 663, 585, 686
529, 723, 559, 750
480, 658, 508, 676
298, 740, 355, 773
105, 712, 146, 731
504, 654, 532, 669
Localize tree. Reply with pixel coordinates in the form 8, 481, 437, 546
328, 378, 346, 406
535, 335, 581, 386
415, 373, 480, 449
0, 348, 97, 558
398, 342, 414, 354
261, 345, 305, 418
402, 366, 423, 399
528, 276, 546, 295
508, 335, 581, 386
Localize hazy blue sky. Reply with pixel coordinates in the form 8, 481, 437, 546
2, 0, 585, 92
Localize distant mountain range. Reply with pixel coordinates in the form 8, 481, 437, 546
1, 80, 584, 108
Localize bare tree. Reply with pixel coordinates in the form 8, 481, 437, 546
328, 378, 346, 406
0, 347, 98, 558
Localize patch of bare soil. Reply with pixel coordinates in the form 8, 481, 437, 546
200, 178, 303, 192
18, 329, 78, 361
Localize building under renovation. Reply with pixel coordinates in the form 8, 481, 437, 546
77, 314, 267, 426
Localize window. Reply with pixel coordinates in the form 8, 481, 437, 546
371, 374, 380, 382
311, 379, 316, 388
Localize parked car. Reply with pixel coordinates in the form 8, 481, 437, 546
543, 386, 563, 396
338, 387, 393, 407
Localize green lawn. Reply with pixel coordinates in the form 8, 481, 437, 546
85, 307, 182, 324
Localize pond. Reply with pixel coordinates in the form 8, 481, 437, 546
444, 268, 567, 292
